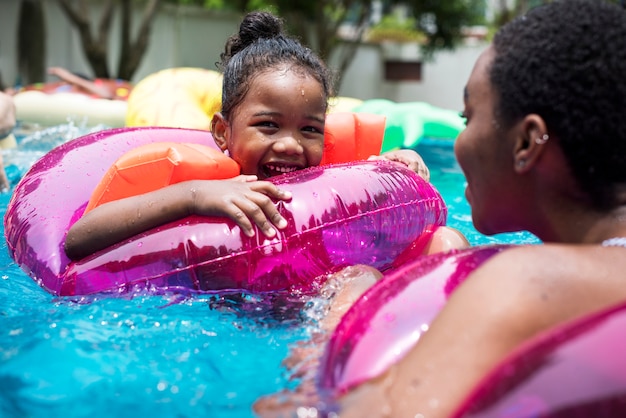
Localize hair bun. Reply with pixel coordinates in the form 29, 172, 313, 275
219, 11, 285, 69
238, 11, 284, 45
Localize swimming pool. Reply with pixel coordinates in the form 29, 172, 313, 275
0, 125, 539, 418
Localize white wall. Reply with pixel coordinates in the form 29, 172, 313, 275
335, 42, 486, 111
0, 0, 487, 112
0, 0, 242, 85
0, 0, 21, 86
132, 5, 243, 82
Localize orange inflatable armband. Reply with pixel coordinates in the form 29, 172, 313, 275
85, 112, 384, 213
84, 142, 240, 213
321, 112, 385, 165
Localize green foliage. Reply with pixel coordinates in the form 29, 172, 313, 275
164, 0, 244, 11
162, 0, 490, 84
203, 0, 226, 8
397, 0, 486, 54
166, 0, 487, 52
246, 0, 274, 12
366, 15, 427, 44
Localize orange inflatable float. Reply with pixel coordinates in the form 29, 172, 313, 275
84, 143, 240, 213
86, 112, 385, 212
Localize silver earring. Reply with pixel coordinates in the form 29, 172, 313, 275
535, 134, 549, 145
517, 159, 526, 168
223, 149, 230, 157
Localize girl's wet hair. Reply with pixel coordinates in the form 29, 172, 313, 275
489, 0, 626, 209
217, 11, 334, 120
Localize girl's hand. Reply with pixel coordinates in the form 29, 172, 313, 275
369, 149, 430, 181
190, 178, 292, 238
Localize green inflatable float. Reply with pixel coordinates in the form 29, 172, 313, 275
351, 99, 465, 152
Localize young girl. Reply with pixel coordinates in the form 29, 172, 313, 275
64, 11, 462, 261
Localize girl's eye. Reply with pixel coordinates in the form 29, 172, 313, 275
256, 120, 278, 129
302, 125, 323, 135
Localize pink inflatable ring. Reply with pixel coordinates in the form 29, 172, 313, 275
4, 127, 447, 296
320, 245, 511, 394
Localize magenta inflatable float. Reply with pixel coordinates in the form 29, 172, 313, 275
320, 245, 626, 416
319, 245, 510, 394
452, 300, 626, 417
4, 127, 447, 296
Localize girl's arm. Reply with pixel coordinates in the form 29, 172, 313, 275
64, 177, 292, 260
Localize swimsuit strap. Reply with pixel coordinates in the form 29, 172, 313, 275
601, 237, 626, 248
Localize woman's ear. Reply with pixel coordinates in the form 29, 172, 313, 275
211, 112, 229, 152
513, 114, 549, 173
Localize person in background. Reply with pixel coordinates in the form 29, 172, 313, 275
0, 90, 17, 190
47, 66, 119, 100
254, 1, 626, 417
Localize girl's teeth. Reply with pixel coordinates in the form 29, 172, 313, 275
267, 165, 296, 173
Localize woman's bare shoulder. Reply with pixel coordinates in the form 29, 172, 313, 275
475, 243, 626, 287
454, 243, 626, 333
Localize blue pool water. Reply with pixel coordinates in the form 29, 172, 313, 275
0, 125, 539, 418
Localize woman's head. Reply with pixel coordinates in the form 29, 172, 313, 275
489, 0, 626, 209
211, 11, 332, 178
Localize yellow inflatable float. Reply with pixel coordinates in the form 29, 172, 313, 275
127, 68, 369, 130
126, 68, 223, 130
328, 96, 364, 113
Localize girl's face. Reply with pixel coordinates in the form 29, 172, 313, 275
213, 66, 326, 179
454, 47, 525, 236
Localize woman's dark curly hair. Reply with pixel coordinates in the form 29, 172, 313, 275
217, 11, 334, 120
490, 0, 626, 209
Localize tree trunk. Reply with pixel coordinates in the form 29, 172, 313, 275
57, 0, 161, 81
18, 0, 46, 85
57, 0, 113, 78
116, 0, 161, 81
280, 0, 371, 92
325, 2, 371, 91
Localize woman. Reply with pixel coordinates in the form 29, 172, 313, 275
255, 0, 626, 416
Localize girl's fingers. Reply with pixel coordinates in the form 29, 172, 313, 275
232, 174, 258, 183
226, 204, 256, 237
248, 181, 292, 201
230, 195, 284, 238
